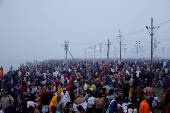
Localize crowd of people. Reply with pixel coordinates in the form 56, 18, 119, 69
0, 59, 170, 113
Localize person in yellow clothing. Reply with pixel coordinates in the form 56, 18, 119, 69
139, 96, 150, 113
49, 96, 57, 112
49, 86, 63, 112
82, 81, 88, 92
57, 86, 63, 95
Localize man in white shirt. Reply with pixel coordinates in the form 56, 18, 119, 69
87, 91, 95, 113
61, 88, 70, 106
53, 70, 57, 77
111, 67, 115, 73
104, 82, 111, 93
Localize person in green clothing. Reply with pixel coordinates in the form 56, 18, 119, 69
129, 91, 140, 109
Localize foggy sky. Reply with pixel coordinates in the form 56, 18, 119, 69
0, 0, 170, 72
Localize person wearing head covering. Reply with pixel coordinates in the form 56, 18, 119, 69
136, 86, 143, 101
57, 86, 63, 95
0, 90, 14, 110
143, 84, 154, 98
61, 88, 70, 106
49, 96, 57, 112
66, 82, 71, 94
55, 94, 65, 113
51, 82, 56, 95
139, 96, 150, 113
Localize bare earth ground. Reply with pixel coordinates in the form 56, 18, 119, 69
152, 87, 165, 113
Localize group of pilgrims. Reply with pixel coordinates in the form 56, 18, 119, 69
0, 59, 170, 113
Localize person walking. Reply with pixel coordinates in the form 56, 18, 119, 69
139, 96, 150, 113
0, 91, 14, 111
55, 94, 65, 113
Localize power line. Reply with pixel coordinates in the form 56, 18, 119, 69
123, 19, 170, 37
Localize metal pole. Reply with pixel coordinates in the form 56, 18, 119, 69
100, 49, 101, 59
65, 40, 67, 60
155, 38, 156, 59
155, 48, 156, 59
108, 39, 109, 60
119, 30, 122, 62
99, 43, 102, 59
68, 49, 76, 62
151, 18, 153, 66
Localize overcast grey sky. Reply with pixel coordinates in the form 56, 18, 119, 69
0, 0, 170, 72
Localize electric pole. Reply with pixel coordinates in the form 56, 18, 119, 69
61, 40, 76, 62
135, 41, 141, 58
61, 40, 69, 61
88, 46, 93, 59
84, 50, 87, 59
98, 43, 103, 59
93, 45, 97, 59
140, 46, 145, 58
116, 30, 124, 62
65, 41, 69, 60
146, 18, 160, 66
106, 39, 111, 61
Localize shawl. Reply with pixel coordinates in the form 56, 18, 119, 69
49, 96, 57, 112
73, 102, 87, 113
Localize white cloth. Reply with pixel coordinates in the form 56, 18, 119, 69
152, 97, 160, 108
61, 91, 70, 106
111, 68, 115, 73
18, 71, 21, 76
104, 85, 111, 93
87, 97, 95, 108
42, 105, 49, 113
73, 102, 87, 113
136, 71, 140, 77
43, 73, 46, 80
126, 70, 129, 75
53, 72, 57, 77
163, 61, 166, 67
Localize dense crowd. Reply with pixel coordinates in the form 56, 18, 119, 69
0, 59, 170, 113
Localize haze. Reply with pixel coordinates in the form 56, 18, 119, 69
0, 0, 170, 73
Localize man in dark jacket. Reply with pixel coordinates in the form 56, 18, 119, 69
147, 68, 154, 86
42, 89, 52, 112
5, 102, 17, 113
106, 74, 111, 86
